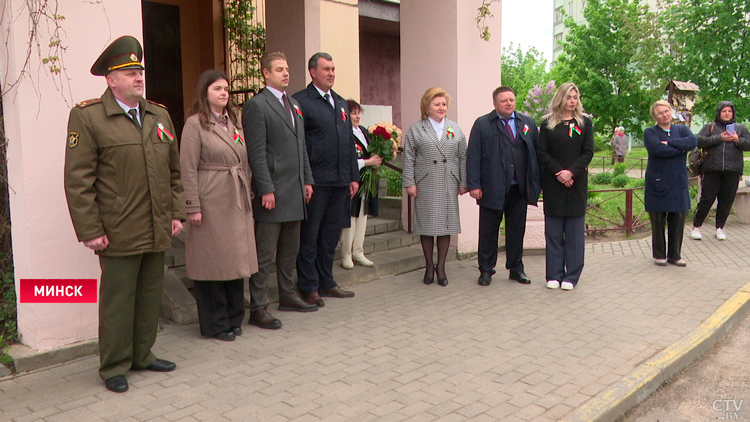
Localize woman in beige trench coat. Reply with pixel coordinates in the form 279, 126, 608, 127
180, 70, 258, 341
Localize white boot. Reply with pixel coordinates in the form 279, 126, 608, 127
340, 216, 356, 270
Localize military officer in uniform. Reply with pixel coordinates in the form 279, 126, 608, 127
64, 36, 186, 393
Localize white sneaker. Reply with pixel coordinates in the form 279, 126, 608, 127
690, 227, 702, 240
561, 281, 575, 290
546, 280, 560, 289
716, 228, 727, 241
341, 256, 354, 270
352, 254, 374, 267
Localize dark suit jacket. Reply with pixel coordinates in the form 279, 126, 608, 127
292, 83, 358, 188
466, 110, 541, 210
243, 88, 313, 223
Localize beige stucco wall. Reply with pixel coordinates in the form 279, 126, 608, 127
0, 0, 144, 350
319, 0, 360, 100
400, 0, 502, 255
266, 0, 359, 99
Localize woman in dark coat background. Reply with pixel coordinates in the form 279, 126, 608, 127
340, 100, 382, 269
644, 100, 697, 267
690, 101, 750, 241
537, 82, 594, 291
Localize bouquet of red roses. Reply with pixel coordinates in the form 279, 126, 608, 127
359, 122, 401, 199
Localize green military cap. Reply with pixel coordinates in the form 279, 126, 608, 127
90, 35, 144, 76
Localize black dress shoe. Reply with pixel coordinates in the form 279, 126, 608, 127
278, 295, 319, 312
437, 277, 448, 286
509, 271, 531, 284
104, 375, 128, 393
232, 327, 242, 336
214, 330, 236, 341
423, 265, 435, 285
478, 272, 492, 286
146, 359, 177, 372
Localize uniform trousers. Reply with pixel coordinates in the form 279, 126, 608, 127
693, 171, 741, 229
649, 211, 687, 260
250, 221, 301, 310
544, 215, 585, 285
98, 252, 164, 380
193, 279, 245, 337
478, 185, 527, 274
297, 186, 349, 294
340, 199, 368, 262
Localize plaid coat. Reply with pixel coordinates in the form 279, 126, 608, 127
402, 118, 467, 236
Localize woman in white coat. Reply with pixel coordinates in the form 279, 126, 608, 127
181, 70, 258, 341
402, 87, 468, 286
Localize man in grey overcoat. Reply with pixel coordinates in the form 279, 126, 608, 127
243, 51, 318, 330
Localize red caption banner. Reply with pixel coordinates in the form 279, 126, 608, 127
19, 279, 97, 303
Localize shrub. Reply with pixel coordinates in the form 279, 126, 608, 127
627, 178, 645, 188
591, 172, 613, 185
612, 174, 631, 188
379, 167, 402, 197
613, 162, 628, 176
594, 133, 610, 152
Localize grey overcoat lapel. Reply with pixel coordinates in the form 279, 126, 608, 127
262, 89, 296, 134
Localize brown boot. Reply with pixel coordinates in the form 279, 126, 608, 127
248, 306, 282, 329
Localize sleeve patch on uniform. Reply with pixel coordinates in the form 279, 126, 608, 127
68, 132, 79, 148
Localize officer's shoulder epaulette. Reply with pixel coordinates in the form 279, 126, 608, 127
147, 99, 168, 110
75, 98, 102, 108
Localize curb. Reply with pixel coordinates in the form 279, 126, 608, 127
562, 281, 750, 422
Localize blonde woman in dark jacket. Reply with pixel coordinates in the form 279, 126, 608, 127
690, 101, 750, 241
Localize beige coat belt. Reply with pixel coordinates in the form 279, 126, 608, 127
197, 163, 253, 210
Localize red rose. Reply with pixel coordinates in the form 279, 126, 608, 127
373, 126, 392, 140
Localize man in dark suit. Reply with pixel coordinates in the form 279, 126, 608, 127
293, 52, 359, 306
466, 86, 541, 286
243, 52, 318, 329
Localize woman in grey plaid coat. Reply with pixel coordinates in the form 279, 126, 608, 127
402, 87, 468, 286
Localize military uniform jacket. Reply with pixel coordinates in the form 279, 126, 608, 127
64, 88, 186, 256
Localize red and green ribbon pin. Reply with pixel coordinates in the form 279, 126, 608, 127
568, 123, 582, 138
523, 124, 529, 135
293, 104, 303, 118
341, 107, 347, 122
446, 127, 455, 139
233, 128, 244, 146
157, 122, 175, 143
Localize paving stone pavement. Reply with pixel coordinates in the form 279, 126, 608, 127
2, 222, 750, 422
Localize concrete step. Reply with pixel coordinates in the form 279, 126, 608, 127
377, 196, 403, 221
334, 228, 420, 260
364, 217, 401, 235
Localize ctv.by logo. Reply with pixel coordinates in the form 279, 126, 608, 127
713, 399, 743, 420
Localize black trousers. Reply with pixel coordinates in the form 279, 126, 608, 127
478, 185, 527, 274
193, 279, 245, 337
693, 171, 741, 229
250, 221, 300, 310
297, 186, 348, 294
544, 215, 585, 285
649, 211, 687, 260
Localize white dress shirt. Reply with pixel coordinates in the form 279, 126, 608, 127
428, 117, 445, 141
